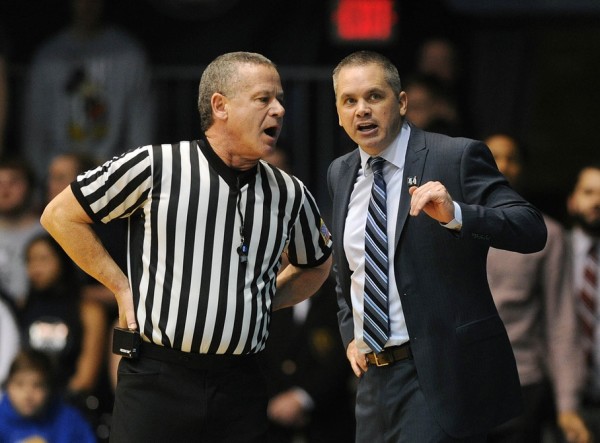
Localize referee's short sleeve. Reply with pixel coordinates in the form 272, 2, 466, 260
70, 146, 153, 224
286, 186, 332, 268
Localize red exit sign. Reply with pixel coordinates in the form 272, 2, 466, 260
331, 0, 398, 43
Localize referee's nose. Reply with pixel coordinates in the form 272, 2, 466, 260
269, 97, 285, 117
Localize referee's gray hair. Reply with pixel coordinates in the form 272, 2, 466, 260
332, 51, 402, 99
198, 52, 278, 132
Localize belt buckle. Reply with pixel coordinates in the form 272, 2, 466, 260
372, 352, 390, 367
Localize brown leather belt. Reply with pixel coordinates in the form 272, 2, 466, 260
366, 343, 412, 367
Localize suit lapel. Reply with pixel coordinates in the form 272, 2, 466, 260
332, 153, 360, 264
333, 151, 360, 243
395, 127, 428, 247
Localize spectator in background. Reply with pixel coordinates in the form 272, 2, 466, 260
18, 233, 106, 411
0, 290, 20, 386
484, 133, 590, 443
0, 158, 44, 308
566, 162, 600, 442
0, 349, 96, 443
0, 24, 8, 158
414, 36, 471, 135
46, 152, 97, 204
415, 37, 461, 89
21, 0, 155, 185
404, 72, 461, 136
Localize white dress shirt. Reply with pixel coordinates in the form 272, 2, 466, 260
343, 122, 463, 354
571, 226, 600, 397
344, 122, 411, 354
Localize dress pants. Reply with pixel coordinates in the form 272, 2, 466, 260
355, 358, 486, 443
110, 354, 268, 442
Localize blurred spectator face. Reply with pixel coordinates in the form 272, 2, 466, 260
0, 167, 29, 217
6, 368, 49, 417
568, 167, 600, 235
47, 155, 79, 202
417, 39, 457, 85
405, 83, 437, 129
485, 134, 522, 186
26, 239, 62, 291
263, 148, 290, 173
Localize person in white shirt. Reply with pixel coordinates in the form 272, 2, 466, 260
566, 162, 600, 442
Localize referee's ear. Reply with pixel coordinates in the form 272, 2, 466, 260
211, 92, 228, 122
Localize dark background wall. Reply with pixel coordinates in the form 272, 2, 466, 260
1, 0, 600, 223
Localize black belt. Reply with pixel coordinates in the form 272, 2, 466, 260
140, 341, 255, 370
366, 342, 412, 367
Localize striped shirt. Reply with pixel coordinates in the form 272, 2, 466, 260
71, 137, 332, 355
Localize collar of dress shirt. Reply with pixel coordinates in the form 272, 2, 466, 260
358, 121, 411, 173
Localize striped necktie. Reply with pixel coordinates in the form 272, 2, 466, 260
363, 156, 390, 353
579, 241, 598, 365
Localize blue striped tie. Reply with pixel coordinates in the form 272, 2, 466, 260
363, 156, 389, 353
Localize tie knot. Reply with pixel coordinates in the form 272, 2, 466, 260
369, 156, 385, 175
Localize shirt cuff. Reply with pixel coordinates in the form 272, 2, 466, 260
440, 202, 462, 231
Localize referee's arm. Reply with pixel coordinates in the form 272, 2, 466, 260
272, 254, 332, 311
40, 186, 136, 330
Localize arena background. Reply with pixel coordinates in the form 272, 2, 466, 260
2, 0, 600, 223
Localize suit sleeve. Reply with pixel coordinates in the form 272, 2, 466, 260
456, 141, 547, 253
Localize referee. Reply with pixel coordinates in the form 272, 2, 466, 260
41, 52, 333, 442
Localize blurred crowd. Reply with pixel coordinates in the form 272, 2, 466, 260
0, 1, 599, 442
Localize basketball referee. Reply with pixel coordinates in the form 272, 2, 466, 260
41, 52, 333, 442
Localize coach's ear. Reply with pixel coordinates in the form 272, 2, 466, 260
399, 91, 408, 117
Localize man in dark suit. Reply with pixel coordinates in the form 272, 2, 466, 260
327, 51, 547, 442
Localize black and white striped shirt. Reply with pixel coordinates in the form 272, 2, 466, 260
71, 138, 332, 355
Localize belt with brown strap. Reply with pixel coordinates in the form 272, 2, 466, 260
366, 342, 412, 367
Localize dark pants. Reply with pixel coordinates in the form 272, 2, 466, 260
355, 358, 486, 443
110, 354, 268, 443
487, 380, 555, 443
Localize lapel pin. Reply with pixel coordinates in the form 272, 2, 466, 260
407, 176, 417, 186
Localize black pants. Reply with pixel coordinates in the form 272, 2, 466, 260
110, 354, 268, 442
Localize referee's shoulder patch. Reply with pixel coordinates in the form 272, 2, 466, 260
319, 219, 331, 243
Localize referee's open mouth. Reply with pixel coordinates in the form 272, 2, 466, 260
263, 125, 280, 140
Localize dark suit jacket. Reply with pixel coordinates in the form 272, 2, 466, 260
327, 125, 547, 438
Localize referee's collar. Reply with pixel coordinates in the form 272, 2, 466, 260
197, 136, 258, 189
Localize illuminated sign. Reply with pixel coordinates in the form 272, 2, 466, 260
331, 0, 398, 44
